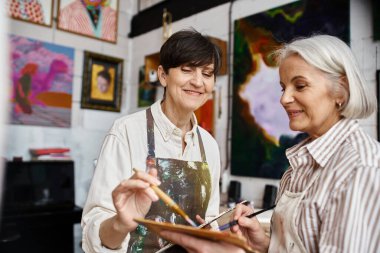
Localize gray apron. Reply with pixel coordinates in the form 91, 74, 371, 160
269, 169, 322, 253
127, 108, 212, 253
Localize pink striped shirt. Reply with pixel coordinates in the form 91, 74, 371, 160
276, 118, 380, 252
58, 0, 117, 42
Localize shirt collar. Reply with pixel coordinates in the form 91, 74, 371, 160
150, 100, 198, 142
286, 118, 358, 167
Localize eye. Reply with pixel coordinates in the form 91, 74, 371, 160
181, 67, 192, 73
295, 81, 306, 91
202, 72, 213, 78
295, 85, 306, 91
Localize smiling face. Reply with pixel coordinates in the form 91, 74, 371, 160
279, 54, 342, 139
158, 64, 215, 114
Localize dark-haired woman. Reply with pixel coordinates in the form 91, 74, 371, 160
81, 28, 222, 253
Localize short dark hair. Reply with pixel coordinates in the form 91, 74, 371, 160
97, 69, 111, 84
159, 28, 222, 75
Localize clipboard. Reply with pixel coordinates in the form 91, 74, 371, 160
134, 218, 255, 253
154, 200, 249, 253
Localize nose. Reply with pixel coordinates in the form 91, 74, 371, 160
280, 88, 295, 105
190, 69, 203, 87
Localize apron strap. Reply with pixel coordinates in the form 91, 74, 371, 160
196, 127, 207, 162
146, 108, 155, 158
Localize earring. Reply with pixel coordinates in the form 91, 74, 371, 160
338, 102, 342, 108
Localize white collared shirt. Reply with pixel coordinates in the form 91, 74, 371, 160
81, 100, 221, 253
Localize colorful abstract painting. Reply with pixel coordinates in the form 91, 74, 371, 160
231, 0, 349, 178
9, 35, 74, 127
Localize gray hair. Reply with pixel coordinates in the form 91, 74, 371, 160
274, 35, 376, 119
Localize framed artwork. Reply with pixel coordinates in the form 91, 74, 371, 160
81, 51, 123, 112
57, 0, 119, 43
377, 70, 380, 140
138, 65, 157, 107
195, 91, 215, 136
9, 34, 74, 127
7, 0, 54, 27
231, 0, 349, 179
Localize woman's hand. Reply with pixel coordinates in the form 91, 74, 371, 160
159, 231, 246, 253
230, 204, 270, 253
100, 169, 161, 249
111, 168, 161, 232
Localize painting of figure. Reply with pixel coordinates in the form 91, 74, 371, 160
81, 51, 123, 112
231, 0, 349, 178
9, 35, 74, 127
58, 0, 119, 43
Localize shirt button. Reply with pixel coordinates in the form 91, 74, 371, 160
289, 242, 294, 248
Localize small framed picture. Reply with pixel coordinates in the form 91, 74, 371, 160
81, 51, 123, 112
57, 0, 119, 43
7, 0, 54, 27
377, 70, 380, 140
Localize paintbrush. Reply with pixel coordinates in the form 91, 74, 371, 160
133, 168, 197, 227
218, 205, 276, 231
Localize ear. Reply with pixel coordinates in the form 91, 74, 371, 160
335, 75, 349, 108
157, 65, 167, 88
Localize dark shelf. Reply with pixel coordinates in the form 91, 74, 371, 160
130, 0, 231, 38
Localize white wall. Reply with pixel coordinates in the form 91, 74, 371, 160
3, 0, 380, 210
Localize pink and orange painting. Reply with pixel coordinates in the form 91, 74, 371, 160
9, 35, 74, 127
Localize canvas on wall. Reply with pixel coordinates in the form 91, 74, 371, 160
231, 0, 349, 179
195, 92, 215, 136
57, 0, 119, 43
9, 35, 74, 128
138, 65, 157, 107
7, 0, 54, 27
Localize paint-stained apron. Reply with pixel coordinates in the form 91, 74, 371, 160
127, 108, 212, 253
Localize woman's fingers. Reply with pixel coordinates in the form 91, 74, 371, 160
196, 215, 205, 224
112, 179, 158, 202
230, 204, 254, 232
233, 203, 253, 220
132, 168, 161, 185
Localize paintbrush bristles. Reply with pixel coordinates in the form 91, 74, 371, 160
132, 168, 197, 227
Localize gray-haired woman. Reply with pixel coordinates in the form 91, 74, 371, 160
159, 34, 380, 253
